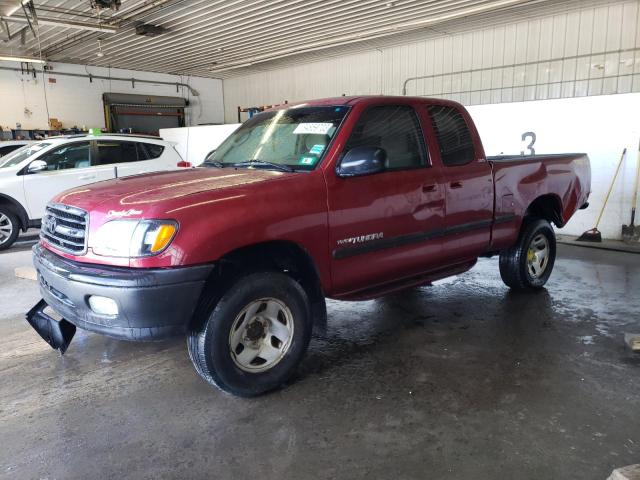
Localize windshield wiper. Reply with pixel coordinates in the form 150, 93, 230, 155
233, 159, 294, 173
203, 160, 226, 168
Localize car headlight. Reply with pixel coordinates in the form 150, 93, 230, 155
92, 220, 178, 257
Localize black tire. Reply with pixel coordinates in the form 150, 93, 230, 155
187, 272, 312, 397
0, 208, 20, 251
499, 218, 556, 290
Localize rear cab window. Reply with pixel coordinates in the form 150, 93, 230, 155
427, 105, 476, 167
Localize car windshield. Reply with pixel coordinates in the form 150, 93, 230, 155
0, 142, 51, 168
204, 106, 349, 171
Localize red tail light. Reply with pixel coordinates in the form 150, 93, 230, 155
177, 160, 192, 168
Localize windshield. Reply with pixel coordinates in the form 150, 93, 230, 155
205, 106, 349, 171
0, 142, 51, 168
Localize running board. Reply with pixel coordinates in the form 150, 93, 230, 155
332, 260, 476, 301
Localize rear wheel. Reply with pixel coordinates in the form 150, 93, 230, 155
499, 218, 556, 289
0, 208, 19, 251
187, 272, 312, 396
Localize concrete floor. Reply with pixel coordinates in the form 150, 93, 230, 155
1, 243, 639, 480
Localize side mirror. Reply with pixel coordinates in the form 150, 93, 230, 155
336, 147, 386, 177
27, 160, 47, 174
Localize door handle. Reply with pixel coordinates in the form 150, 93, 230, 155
422, 184, 437, 193
78, 174, 96, 180
450, 181, 463, 189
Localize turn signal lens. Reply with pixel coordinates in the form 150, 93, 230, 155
150, 224, 177, 252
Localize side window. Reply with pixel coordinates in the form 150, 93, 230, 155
38, 142, 91, 171
427, 105, 475, 166
137, 143, 165, 160
95, 140, 138, 165
344, 105, 426, 170
0, 145, 22, 157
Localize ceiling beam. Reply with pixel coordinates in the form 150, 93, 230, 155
0, 17, 30, 42
208, 0, 529, 73
0, 14, 118, 33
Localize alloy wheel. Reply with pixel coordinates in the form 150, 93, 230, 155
0, 213, 14, 246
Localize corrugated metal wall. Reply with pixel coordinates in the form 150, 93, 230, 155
223, 0, 640, 122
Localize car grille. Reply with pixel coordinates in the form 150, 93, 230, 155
41, 203, 89, 255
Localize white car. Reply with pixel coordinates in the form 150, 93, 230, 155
0, 140, 32, 158
0, 134, 184, 250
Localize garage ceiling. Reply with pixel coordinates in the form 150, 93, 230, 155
0, 0, 616, 78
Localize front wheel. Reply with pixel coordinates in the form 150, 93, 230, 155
499, 218, 556, 290
187, 272, 312, 396
0, 208, 19, 251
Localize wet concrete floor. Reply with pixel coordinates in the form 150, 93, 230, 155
1, 244, 639, 479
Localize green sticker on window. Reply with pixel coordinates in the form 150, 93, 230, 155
298, 156, 317, 166
309, 144, 325, 155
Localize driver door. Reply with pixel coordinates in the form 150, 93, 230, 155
326, 104, 446, 295
23, 141, 114, 219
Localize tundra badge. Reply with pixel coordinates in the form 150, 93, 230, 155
337, 232, 384, 246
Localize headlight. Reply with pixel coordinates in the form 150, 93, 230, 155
92, 220, 178, 257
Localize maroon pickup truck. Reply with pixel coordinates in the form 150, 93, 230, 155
27, 96, 590, 396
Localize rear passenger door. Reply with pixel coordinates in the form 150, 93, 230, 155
93, 140, 170, 177
426, 104, 493, 263
327, 104, 445, 294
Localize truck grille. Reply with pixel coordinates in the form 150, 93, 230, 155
41, 203, 89, 254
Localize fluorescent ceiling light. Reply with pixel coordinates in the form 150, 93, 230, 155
0, 55, 45, 63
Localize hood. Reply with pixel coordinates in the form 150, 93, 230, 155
55, 167, 289, 213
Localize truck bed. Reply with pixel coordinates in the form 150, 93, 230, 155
487, 152, 591, 251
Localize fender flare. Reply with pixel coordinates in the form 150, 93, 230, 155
525, 194, 564, 228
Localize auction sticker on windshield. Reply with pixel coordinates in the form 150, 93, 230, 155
293, 123, 333, 135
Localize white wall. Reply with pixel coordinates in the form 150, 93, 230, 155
159, 124, 240, 165
467, 94, 640, 240
0, 61, 224, 131
222, 1, 640, 121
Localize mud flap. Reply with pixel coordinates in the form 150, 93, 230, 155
26, 299, 76, 354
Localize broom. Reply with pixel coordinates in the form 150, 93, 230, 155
622, 140, 640, 243
577, 147, 626, 242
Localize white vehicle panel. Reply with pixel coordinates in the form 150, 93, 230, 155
24, 166, 115, 219
0, 135, 182, 226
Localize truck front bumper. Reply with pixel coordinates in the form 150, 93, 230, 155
30, 243, 214, 343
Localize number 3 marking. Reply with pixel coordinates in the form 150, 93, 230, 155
521, 131, 536, 156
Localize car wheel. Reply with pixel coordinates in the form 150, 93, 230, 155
187, 272, 312, 396
499, 218, 556, 290
0, 208, 20, 251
